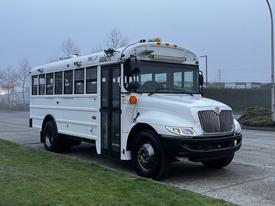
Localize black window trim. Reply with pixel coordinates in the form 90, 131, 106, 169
32, 75, 38, 95
39, 74, 46, 95
46, 73, 54, 95
86, 66, 97, 94
74, 68, 85, 94
64, 70, 73, 95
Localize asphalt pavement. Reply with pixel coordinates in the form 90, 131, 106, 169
0, 111, 275, 206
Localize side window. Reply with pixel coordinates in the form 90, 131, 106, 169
74, 68, 84, 94
64, 70, 73, 94
46, 73, 54, 95
39, 74, 45, 95
86, 67, 97, 94
55, 72, 62, 95
32, 75, 38, 95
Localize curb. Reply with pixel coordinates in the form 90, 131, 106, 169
241, 126, 275, 132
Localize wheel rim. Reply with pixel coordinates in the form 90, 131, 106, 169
137, 143, 156, 171
45, 130, 53, 147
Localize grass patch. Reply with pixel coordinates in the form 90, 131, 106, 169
0, 139, 230, 206
239, 107, 275, 127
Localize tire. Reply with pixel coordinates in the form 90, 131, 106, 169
131, 130, 168, 180
202, 154, 234, 169
42, 121, 71, 153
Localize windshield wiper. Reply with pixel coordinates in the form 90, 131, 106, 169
148, 88, 167, 96
148, 88, 194, 96
171, 88, 194, 96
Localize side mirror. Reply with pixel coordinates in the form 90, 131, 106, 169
127, 82, 140, 92
199, 71, 204, 87
199, 71, 204, 94
124, 58, 140, 76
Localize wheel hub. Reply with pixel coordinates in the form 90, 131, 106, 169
137, 143, 156, 170
45, 131, 53, 147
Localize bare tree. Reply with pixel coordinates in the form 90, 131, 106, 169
105, 28, 129, 49
16, 58, 31, 107
91, 44, 103, 53
1, 66, 17, 107
61, 38, 80, 56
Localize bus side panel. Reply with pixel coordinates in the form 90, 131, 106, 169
30, 95, 99, 146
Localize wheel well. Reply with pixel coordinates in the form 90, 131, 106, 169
42, 115, 57, 132
126, 123, 158, 151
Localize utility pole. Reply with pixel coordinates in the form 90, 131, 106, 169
266, 0, 275, 121
200, 55, 208, 87
218, 69, 222, 82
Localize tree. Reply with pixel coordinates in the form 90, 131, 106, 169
1, 66, 17, 107
16, 58, 31, 107
105, 28, 129, 49
61, 38, 80, 56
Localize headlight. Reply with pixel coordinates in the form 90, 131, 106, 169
165, 126, 196, 136
234, 120, 242, 134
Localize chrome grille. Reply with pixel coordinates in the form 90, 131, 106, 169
198, 110, 233, 134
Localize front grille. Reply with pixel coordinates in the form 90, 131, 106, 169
198, 110, 233, 134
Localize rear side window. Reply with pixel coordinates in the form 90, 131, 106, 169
32, 76, 38, 95
64, 70, 73, 94
39, 74, 45, 95
74, 68, 84, 94
86, 67, 97, 94
46, 73, 54, 95
55, 72, 62, 94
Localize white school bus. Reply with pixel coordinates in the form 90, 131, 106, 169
30, 39, 242, 179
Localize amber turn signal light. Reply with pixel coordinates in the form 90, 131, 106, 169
129, 96, 138, 105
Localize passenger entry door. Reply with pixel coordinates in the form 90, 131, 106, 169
100, 64, 121, 158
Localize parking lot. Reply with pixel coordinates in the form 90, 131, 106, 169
1, 111, 275, 206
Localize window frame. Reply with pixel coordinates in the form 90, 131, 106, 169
64, 70, 73, 95
86, 66, 97, 94
74, 68, 85, 94
54, 71, 63, 95
39, 74, 46, 95
46, 73, 54, 95
32, 75, 38, 95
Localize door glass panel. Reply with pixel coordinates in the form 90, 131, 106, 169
112, 69, 120, 108
111, 111, 120, 152
101, 70, 109, 108
101, 111, 108, 149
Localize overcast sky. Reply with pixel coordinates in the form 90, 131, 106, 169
0, 0, 274, 82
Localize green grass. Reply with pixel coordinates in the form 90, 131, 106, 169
0, 139, 230, 206
239, 107, 275, 127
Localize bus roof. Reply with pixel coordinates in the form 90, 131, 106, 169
31, 40, 199, 75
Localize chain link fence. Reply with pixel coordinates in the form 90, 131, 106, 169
0, 91, 30, 110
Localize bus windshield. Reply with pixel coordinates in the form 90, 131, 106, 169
124, 61, 199, 94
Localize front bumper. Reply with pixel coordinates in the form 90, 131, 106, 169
160, 133, 242, 161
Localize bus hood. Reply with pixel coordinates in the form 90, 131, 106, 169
137, 94, 230, 110
135, 94, 232, 135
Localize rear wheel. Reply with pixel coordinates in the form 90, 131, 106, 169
202, 154, 234, 169
42, 121, 71, 153
131, 130, 168, 180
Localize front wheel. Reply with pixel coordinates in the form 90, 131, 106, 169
202, 154, 234, 169
131, 130, 168, 180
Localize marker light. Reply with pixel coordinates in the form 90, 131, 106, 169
155, 38, 161, 45
129, 96, 138, 105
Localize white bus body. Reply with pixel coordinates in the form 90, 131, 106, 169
30, 39, 242, 179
